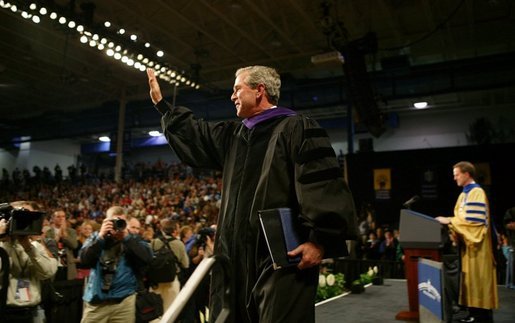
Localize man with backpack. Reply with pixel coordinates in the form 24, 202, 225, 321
149, 218, 189, 313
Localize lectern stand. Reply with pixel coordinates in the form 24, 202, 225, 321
396, 209, 444, 321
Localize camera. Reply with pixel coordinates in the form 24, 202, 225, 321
195, 227, 216, 248
100, 247, 120, 291
0, 202, 45, 236
110, 217, 127, 231
105, 217, 127, 239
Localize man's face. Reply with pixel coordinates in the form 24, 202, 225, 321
453, 167, 470, 187
231, 72, 260, 118
53, 211, 66, 227
128, 218, 141, 235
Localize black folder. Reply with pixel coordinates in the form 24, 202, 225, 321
258, 208, 306, 270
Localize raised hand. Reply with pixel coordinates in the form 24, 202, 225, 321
147, 68, 163, 105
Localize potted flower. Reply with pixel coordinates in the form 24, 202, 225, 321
350, 266, 382, 293
350, 279, 365, 294
316, 272, 346, 302
369, 266, 383, 285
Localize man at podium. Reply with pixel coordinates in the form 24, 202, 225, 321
436, 161, 498, 323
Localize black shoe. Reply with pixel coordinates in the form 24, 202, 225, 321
459, 316, 493, 323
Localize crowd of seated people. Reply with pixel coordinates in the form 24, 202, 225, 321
1, 161, 221, 322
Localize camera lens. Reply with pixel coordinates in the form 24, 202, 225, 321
110, 218, 126, 231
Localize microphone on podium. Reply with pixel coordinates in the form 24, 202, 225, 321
403, 195, 420, 209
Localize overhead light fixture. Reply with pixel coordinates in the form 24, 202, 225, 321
148, 131, 162, 137
1, 2, 198, 89
99, 136, 111, 142
413, 101, 428, 109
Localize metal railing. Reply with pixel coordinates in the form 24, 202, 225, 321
160, 255, 230, 323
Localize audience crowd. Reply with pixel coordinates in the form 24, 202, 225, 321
1, 161, 510, 322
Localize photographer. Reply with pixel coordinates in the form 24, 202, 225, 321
0, 201, 58, 323
184, 225, 215, 322
79, 206, 152, 323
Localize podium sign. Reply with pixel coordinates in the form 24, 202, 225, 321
396, 209, 443, 321
418, 259, 444, 323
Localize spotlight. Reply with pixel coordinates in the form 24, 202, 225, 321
414, 101, 428, 109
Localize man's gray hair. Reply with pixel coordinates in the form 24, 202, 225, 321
106, 206, 125, 219
235, 66, 281, 104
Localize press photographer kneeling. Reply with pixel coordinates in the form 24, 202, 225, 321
79, 206, 153, 323
0, 201, 58, 323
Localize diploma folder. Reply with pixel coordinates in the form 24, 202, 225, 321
258, 208, 306, 270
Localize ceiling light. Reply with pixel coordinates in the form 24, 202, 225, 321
106, 49, 114, 56
29, 3, 37, 10
118, 28, 125, 34
99, 136, 111, 142
130, 34, 137, 41
49, 12, 57, 19
58, 16, 66, 24
67, 20, 75, 28
80, 35, 88, 43
104, 21, 111, 28
148, 131, 162, 137
414, 101, 428, 109
32, 15, 40, 23
156, 50, 164, 57
145, 42, 150, 48
39, 7, 47, 15
76, 25, 84, 32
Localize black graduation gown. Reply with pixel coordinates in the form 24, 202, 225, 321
156, 101, 357, 322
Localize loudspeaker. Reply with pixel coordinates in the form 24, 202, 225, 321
338, 33, 385, 137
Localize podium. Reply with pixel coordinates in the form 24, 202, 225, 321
396, 209, 444, 321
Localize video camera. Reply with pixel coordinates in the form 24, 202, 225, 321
0, 203, 45, 236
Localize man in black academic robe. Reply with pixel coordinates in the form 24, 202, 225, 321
147, 66, 357, 323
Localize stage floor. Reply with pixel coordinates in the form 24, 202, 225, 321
315, 279, 515, 323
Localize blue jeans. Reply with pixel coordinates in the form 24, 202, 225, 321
502, 246, 515, 289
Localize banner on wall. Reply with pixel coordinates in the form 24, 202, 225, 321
421, 168, 438, 200
374, 168, 391, 200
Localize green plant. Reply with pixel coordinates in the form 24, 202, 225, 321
354, 266, 379, 285
316, 272, 345, 303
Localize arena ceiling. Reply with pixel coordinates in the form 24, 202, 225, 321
0, 0, 514, 146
